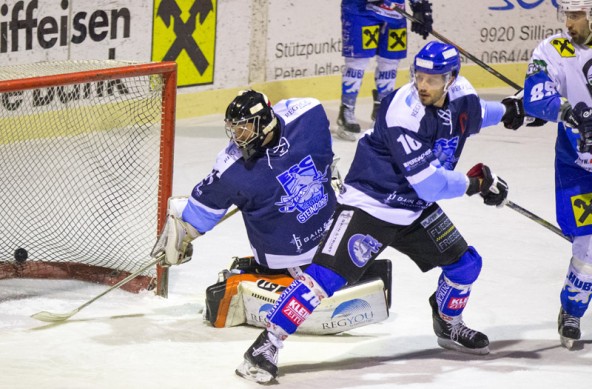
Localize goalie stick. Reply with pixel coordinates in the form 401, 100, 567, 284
31, 207, 240, 323
506, 200, 569, 242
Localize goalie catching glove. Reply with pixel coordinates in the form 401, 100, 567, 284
151, 197, 201, 266
466, 163, 509, 207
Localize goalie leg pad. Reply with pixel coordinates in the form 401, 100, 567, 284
204, 273, 294, 328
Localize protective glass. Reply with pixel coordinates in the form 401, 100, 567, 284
412, 70, 450, 90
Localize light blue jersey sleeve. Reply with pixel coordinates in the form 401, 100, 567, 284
480, 99, 505, 128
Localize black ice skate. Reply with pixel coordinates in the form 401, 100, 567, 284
429, 293, 490, 355
336, 104, 361, 141
235, 330, 280, 384
371, 89, 380, 122
558, 307, 581, 350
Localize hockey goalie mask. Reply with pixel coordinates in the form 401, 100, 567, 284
225, 90, 278, 161
411, 41, 460, 104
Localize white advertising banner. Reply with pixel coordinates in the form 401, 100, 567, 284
0, 0, 565, 91
266, 0, 562, 82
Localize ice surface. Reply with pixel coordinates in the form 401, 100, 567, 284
1, 91, 590, 389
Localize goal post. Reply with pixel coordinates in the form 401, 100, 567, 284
0, 60, 177, 297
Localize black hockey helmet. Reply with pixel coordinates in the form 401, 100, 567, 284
225, 90, 278, 160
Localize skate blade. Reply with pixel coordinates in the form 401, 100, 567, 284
235, 360, 276, 385
560, 335, 576, 350
334, 128, 357, 142
437, 338, 490, 355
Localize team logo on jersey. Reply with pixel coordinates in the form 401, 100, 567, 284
527, 59, 548, 76
361, 25, 380, 49
275, 155, 329, 223
192, 169, 220, 197
433, 136, 459, 170
551, 38, 575, 57
347, 234, 382, 268
388, 28, 407, 52
571, 192, 592, 227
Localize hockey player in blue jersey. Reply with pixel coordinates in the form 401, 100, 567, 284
236, 41, 525, 384
153, 90, 336, 271
337, 0, 433, 141
523, 0, 592, 349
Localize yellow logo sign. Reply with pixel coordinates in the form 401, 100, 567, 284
152, 0, 217, 87
362, 25, 380, 50
388, 28, 407, 52
551, 38, 576, 57
571, 192, 592, 227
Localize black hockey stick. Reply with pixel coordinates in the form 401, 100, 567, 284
506, 200, 569, 241
392, 7, 522, 90
393, 8, 546, 126
31, 207, 241, 323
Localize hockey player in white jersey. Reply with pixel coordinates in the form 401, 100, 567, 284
523, 0, 592, 349
236, 42, 525, 384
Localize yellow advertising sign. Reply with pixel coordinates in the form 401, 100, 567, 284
571, 192, 592, 228
152, 0, 216, 87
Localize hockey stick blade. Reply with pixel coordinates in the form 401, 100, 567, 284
31, 255, 163, 323
31, 208, 240, 323
506, 200, 569, 241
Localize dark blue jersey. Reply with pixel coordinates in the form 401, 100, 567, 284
183, 98, 336, 269
341, 77, 497, 225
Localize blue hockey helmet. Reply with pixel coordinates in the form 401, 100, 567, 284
412, 41, 461, 77
225, 90, 278, 160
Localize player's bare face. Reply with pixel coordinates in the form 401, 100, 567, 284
414, 71, 448, 107
565, 11, 590, 44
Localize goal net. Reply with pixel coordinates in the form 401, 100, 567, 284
0, 60, 176, 296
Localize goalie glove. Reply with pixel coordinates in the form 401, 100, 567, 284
409, 0, 433, 39
500, 96, 524, 130
466, 163, 509, 208
151, 197, 201, 266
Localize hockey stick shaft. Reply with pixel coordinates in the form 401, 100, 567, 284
31, 206, 241, 323
506, 200, 569, 241
392, 7, 522, 91
31, 255, 164, 322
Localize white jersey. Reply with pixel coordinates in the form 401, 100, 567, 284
523, 31, 592, 237
527, 32, 592, 112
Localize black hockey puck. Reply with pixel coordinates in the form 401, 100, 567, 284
14, 247, 28, 263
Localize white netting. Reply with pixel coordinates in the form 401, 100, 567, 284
0, 61, 173, 292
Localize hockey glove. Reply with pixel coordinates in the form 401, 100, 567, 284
525, 116, 548, 127
151, 215, 200, 266
500, 96, 524, 130
409, 0, 433, 39
466, 163, 509, 208
559, 98, 579, 128
572, 102, 592, 153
